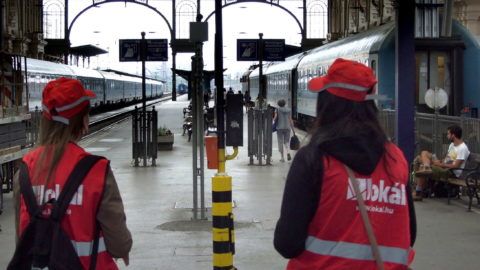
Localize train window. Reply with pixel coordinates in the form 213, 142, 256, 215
371, 60, 377, 75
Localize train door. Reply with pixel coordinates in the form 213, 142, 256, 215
415, 50, 456, 114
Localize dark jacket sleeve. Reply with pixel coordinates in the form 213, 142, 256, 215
96, 166, 132, 258
274, 146, 322, 258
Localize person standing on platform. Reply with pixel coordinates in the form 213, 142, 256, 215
204, 90, 211, 108
244, 90, 252, 112
273, 99, 294, 162
274, 59, 416, 269
11, 77, 132, 269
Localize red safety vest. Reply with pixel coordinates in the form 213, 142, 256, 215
287, 143, 411, 270
19, 142, 118, 270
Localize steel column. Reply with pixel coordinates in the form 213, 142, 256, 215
141, 32, 147, 166
395, 0, 416, 163
172, 0, 177, 100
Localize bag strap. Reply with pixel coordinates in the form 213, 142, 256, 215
51, 155, 104, 221
18, 162, 41, 218
89, 222, 101, 270
344, 165, 385, 270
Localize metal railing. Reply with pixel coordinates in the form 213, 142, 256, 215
247, 106, 273, 165
132, 106, 158, 167
25, 107, 41, 147
378, 110, 480, 157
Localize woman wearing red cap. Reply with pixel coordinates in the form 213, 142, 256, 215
11, 77, 131, 269
274, 59, 416, 270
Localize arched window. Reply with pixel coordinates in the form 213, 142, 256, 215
43, 0, 64, 39
307, 0, 328, 38
176, 0, 196, 39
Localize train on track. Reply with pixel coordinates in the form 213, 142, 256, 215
241, 20, 480, 126
25, 58, 167, 112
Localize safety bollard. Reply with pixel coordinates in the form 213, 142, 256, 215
212, 174, 234, 269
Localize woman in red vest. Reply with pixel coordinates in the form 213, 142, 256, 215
13, 77, 132, 269
274, 59, 416, 270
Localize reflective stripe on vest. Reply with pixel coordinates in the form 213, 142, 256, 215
305, 236, 409, 265
72, 237, 107, 257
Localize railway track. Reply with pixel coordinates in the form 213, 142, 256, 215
87, 95, 171, 135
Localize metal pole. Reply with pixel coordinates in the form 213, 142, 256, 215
213, 1, 235, 269
64, 0, 69, 64
171, 0, 177, 101
302, 0, 307, 43
192, 55, 198, 220
258, 33, 264, 102
0, 0, 4, 52
194, 12, 206, 220
215, 0, 225, 172
258, 33, 264, 165
197, 50, 206, 219
395, 0, 416, 164
141, 32, 147, 166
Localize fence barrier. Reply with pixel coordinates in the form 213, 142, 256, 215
378, 110, 480, 158
132, 106, 158, 167
247, 106, 273, 165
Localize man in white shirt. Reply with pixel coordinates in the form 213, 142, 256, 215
413, 125, 470, 201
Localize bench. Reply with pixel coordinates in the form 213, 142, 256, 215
432, 153, 480, 211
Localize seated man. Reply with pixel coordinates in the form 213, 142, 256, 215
413, 124, 470, 201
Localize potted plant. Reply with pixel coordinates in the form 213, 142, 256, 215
157, 126, 174, 150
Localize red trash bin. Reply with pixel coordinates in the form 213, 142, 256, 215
205, 136, 218, 169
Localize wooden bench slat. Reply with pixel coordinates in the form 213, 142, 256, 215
446, 178, 466, 187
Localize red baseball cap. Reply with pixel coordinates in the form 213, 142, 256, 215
307, 58, 378, 102
42, 77, 95, 125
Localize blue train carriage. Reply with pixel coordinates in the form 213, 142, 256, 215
264, 52, 306, 119
145, 78, 164, 98
240, 65, 256, 95
248, 62, 274, 103
123, 75, 142, 102
67, 65, 105, 107
145, 78, 155, 98
26, 58, 76, 111
295, 22, 396, 126
98, 70, 128, 105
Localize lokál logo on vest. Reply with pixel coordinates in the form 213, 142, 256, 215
32, 184, 84, 206
346, 178, 407, 206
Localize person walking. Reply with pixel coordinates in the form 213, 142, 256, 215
273, 99, 294, 162
12, 77, 132, 269
274, 58, 416, 270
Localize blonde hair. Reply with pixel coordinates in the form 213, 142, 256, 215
32, 106, 90, 186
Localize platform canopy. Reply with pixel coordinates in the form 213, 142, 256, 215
69, 44, 108, 57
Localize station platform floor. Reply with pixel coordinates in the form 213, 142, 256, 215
1, 95, 480, 269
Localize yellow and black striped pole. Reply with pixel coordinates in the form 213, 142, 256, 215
212, 147, 237, 270
213, 1, 236, 268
